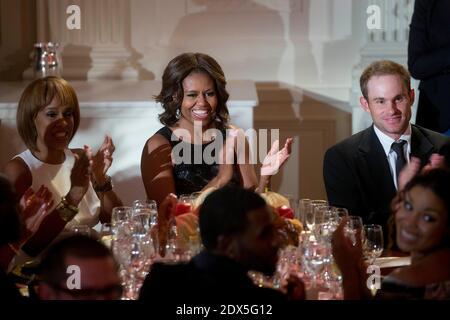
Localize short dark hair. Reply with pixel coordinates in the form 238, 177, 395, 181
360, 60, 411, 100
156, 52, 230, 130
38, 235, 117, 286
199, 186, 267, 250
0, 174, 21, 244
16, 76, 80, 151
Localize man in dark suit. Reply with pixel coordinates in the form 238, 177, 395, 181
139, 186, 302, 304
323, 60, 450, 245
408, 0, 450, 136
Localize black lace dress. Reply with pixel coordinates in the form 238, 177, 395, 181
155, 127, 241, 196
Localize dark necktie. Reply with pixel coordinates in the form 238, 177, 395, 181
391, 140, 407, 183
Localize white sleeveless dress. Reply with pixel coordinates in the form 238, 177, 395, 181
9, 149, 101, 271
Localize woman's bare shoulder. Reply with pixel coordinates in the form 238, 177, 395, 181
144, 133, 171, 153
3, 157, 32, 195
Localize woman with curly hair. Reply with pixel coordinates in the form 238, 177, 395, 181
141, 52, 291, 205
332, 168, 450, 299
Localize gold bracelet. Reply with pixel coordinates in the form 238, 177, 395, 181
56, 197, 79, 222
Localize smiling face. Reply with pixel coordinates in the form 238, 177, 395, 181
396, 185, 449, 255
34, 96, 75, 152
360, 74, 414, 140
179, 71, 217, 129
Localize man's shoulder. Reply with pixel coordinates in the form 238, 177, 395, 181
413, 125, 450, 145
139, 261, 196, 300
326, 127, 372, 155
150, 261, 194, 276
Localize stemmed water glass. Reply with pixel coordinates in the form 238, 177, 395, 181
132, 200, 157, 232
344, 215, 364, 246
298, 198, 311, 225
132, 199, 158, 251
302, 239, 329, 289
304, 200, 327, 234
332, 207, 349, 222
111, 206, 133, 238
363, 224, 384, 264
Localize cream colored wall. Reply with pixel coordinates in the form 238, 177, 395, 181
0, 0, 36, 80
254, 82, 351, 201
131, 0, 366, 92
0, 0, 367, 91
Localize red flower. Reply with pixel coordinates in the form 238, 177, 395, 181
175, 202, 192, 216
276, 205, 294, 219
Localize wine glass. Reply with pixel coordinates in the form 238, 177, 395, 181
132, 199, 158, 252
307, 200, 328, 233
345, 215, 364, 246
363, 224, 384, 264
303, 203, 315, 233
132, 200, 156, 235
302, 240, 329, 288
298, 198, 311, 224
111, 206, 133, 238
332, 207, 349, 222
314, 206, 339, 242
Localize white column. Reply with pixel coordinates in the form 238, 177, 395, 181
23, 0, 138, 80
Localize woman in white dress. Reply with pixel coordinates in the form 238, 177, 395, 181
3, 76, 122, 269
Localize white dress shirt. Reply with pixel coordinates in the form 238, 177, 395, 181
373, 125, 411, 190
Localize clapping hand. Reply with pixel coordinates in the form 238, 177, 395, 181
260, 138, 293, 176
423, 153, 446, 172
19, 186, 53, 235
398, 157, 421, 191
398, 153, 446, 191
68, 147, 91, 204
90, 135, 115, 186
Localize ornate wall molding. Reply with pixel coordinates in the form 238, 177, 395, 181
23, 0, 138, 80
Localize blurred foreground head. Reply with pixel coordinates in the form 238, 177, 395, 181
199, 186, 279, 275
37, 234, 121, 300
396, 169, 450, 254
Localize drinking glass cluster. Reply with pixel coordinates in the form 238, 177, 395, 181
249, 199, 384, 300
